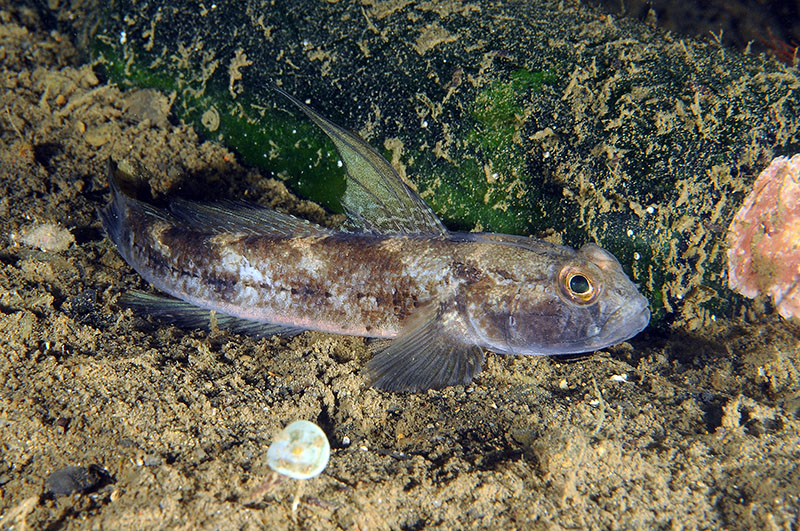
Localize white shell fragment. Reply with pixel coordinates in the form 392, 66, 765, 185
12, 223, 74, 252
266, 420, 330, 480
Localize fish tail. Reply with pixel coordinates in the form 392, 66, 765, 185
100, 160, 166, 262
99, 160, 130, 257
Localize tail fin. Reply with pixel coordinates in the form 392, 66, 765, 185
99, 160, 130, 257
99, 160, 167, 262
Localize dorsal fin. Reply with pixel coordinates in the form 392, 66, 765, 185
169, 197, 333, 238
106, 160, 332, 239
274, 86, 448, 236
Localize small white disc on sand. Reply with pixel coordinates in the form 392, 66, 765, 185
266, 420, 330, 480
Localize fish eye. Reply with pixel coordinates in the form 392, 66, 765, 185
570, 274, 591, 295
558, 266, 600, 304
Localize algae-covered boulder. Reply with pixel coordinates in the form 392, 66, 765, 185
78, 0, 799, 328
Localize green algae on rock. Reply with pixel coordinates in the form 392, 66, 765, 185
82, 1, 800, 329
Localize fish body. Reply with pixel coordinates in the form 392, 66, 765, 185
102, 89, 650, 391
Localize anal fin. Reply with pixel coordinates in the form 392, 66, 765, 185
365, 305, 485, 392
119, 291, 305, 338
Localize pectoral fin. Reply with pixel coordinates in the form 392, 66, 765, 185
364, 305, 485, 392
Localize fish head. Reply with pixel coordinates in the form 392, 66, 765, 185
469, 241, 650, 356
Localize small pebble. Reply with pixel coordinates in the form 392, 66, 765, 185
13, 223, 74, 252
45, 465, 110, 497
142, 455, 163, 467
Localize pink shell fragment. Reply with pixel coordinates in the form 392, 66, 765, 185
726, 154, 800, 319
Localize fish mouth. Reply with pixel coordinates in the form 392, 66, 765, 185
545, 295, 650, 354
594, 295, 650, 347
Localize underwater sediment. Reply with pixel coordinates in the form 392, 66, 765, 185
73, 0, 800, 328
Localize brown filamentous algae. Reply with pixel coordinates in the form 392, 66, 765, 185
100, 89, 649, 392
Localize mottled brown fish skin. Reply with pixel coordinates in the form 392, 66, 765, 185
118, 203, 479, 337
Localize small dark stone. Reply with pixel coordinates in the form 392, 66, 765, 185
63, 289, 115, 329
55, 417, 71, 432
45, 464, 111, 497
64, 290, 97, 316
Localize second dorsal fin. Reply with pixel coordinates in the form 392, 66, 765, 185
169, 197, 333, 238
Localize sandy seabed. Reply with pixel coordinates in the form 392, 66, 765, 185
1, 5, 799, 530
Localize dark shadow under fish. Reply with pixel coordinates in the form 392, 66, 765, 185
100, 88, 650, 392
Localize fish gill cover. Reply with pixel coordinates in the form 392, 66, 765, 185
81, 0, 800, 328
